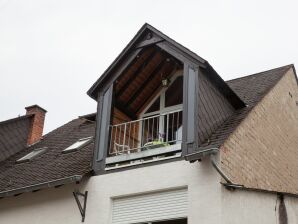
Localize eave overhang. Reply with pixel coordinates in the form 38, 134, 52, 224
87, 23, 206, 100
0, 175, 83, 198
87, 23, 245, 110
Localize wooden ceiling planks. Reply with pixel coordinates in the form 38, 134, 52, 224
119, 51, 163, 104
115, 47, 155, 94
134, 62, 178, 114
114, 45, 182, 117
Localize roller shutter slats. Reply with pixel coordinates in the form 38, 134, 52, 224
112, 188, 187, 224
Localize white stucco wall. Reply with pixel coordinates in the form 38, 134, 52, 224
222, 189, 278, 224
222, 189, 298, 224
0, 160, 297, 224
285, 196, 298, 223
0, 159, 222, 224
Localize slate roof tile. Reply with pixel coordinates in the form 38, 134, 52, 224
198, 64, 293, 150
0, 64, 292, 194
0, 117, 95, 192
0, 115, 33, 162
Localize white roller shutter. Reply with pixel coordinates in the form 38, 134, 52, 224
112, 188, 188, 224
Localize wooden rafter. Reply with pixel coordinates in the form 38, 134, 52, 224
125, 57, 168, 107
116, 48, 159, 97
135, 65, 177, 114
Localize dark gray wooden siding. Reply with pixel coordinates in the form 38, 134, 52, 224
197, 69, 235, 145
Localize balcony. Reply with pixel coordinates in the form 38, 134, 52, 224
106, 109, 182, 168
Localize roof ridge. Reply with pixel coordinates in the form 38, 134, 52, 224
0, 114, 33, 126
144, 23, 206, 63
226, 64, 293, 83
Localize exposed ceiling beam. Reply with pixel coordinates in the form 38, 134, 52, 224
135, 36, 164, 49
125, 58, 168, 107
116, 48, 159, 97
89, 48, 142, 98
135, 65, 176, 114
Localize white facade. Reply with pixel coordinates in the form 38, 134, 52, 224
0, 160, 297, 224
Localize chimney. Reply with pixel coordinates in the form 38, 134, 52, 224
25, 105, 47, 145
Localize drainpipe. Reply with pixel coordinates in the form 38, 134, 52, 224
184, 147, 239, 186
209, 151, 232, 184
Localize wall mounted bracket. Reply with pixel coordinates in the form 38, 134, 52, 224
73, 190, 88, 222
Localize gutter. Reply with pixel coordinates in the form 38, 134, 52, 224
0, 175, 83, 198
191, 147, 298, 199
184, 148, 218, 161
222, 182, 298, 198
210, 153, 233, 184
185, 147, 239, 186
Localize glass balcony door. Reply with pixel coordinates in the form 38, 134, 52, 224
139, 75, 183, 148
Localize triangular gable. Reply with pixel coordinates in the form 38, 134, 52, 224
87, 23, 245, 109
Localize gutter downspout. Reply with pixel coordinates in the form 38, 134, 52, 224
186, 147, 236, 185
209, 152, 233, 184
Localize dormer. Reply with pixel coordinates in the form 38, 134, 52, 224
88, 24, 245, 173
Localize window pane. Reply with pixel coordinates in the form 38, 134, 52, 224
63, 137, 93, 152
146, 97, 160, 113
165, 76, 183, 107
17, 147, 47, 163
163, 111, 183, 144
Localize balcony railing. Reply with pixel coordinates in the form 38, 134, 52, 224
109, 110, 183, 156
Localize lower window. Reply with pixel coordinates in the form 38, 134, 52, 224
112, 188, 188, 224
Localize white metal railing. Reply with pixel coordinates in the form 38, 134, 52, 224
109, 110, 183, 156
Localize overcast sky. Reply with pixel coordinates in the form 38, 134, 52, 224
0, 0, 297, 133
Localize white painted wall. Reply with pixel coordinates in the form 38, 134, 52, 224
0, 159, 222, 224
222, 189, 278, 224
285, 196, 298, 223
0, 160, 297, 224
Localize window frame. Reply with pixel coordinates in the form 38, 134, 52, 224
16, 147, 48, 163
140, 70, 183, 118
138, 71, 183, 146
62, 136, 93, 153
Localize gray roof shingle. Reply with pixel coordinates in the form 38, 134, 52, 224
0, 117, 95, 193
0, 115, 33, 162
0, 64, 292, 195
198, 64, 293, 150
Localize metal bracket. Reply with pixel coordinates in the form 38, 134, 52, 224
73, 190, 88, 222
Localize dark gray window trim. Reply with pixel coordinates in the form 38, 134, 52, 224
182, 64, 199, 157
92, 58, 202, 174
93, 84, 113, 173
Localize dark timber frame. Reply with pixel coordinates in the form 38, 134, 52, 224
88, 23, 245, 173
73, 190, 88, 222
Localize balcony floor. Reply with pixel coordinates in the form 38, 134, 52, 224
106, 143, 181, 166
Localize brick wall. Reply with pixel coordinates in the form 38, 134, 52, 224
25, 105, 46, 145
220, 68, 298, 194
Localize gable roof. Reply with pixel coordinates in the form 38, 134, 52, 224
87, 23, 245, 109
0, 116, 95, 197
0, 115, 33, 162
87, 23, 203, 99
